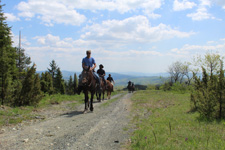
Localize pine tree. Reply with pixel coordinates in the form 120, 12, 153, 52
67, 75, 74, 95
40, 71, 54, 94
191, 66, 220, 119
40, 72, 47, 93
0, 2, 17, 105
74, 73, 78, 94
218, 60, 225, 119
55, 68, 65, 94
17, 64, 42, 106
45, 72, 54, 94
15, 47, 31, 78
47, 60, 58, 87
32, 73, 42, 106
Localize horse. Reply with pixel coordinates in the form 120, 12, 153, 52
127, 82, 135, 93
106, 80, 113, 99
80, 66, 97, 113
96, 77, 106, 102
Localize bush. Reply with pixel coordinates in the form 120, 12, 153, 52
160, 82, 171, 91
171, 82, 187, 93
191, 66, 225, 120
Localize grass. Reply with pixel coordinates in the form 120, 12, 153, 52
100, 91, 126, 107
0, 90, 124, 128
129, 90, 225, 150
0, 94, 84, 127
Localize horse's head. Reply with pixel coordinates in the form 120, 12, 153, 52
81, 66, 92, 86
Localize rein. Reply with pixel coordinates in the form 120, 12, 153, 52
88, 71, 94, 87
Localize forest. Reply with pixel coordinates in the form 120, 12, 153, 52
0, 3, 78, 107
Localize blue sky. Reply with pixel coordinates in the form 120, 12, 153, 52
2, 0, 225, 74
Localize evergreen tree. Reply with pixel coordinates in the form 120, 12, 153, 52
0, 3, 17, 105
47, 60, 58, 86
17, 64, 42, 106
15, 47, 31, 78
217, 60, 225, 119
32, 73, 42, 106
55, 68, 65, 94
191, 63, 225, 120
40, 71, 54, 94
74, 73, 78, 94
40, 72, 47, 93
67, 75, 74, 95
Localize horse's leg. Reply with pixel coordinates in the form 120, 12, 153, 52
90, 92, 94, 111
98, 92, 101, 102
96, 92, 98, 100
84, 91, 89, 113
107, 91, 110, 99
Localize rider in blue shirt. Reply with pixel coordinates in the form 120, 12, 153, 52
78, 50, 101, 94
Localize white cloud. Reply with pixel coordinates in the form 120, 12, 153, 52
16, 0, 163, 26
17, 0, 86, 26
63, 0, 163, 13
215, 0, 225, 9
186, 0, 217, 21
199, 0, 211, 7
33, 34, 74, 48
5, 13, 20, 22
187, 7, 214, 20
169, 40, 225, 58
80, 16, 195, 45
173, 0, 197, 11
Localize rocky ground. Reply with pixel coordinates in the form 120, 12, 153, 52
0, 93, 133, 150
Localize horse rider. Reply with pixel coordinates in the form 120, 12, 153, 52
107, 74, 115, 91
78, 50, 101, 94
97, 64, 106, 86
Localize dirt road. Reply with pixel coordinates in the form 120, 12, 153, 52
0, 93, 132, 150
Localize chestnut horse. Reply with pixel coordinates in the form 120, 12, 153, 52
96, 77, 106, 102
81, 67, 97, 113
106, 80, 113, 99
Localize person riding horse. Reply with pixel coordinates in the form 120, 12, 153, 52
127, 81, 135, 92
78, 50, 101, 94
97, 64, 106, 86
107, 74, 115, 91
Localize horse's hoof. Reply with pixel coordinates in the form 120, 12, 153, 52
90, 107, 94, 111
83, 110, 88, 114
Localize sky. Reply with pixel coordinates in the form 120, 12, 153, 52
2, 0, 225, 75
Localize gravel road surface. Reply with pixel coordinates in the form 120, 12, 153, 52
0, 93, 132, 150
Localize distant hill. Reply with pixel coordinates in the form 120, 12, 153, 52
115, 76, 166, 86
37, 70, 169, 86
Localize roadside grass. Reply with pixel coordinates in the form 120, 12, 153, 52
100, 91, 126, 107
0, 90, 124, 128
129, 90, 225, 150
0, 94, 83, 127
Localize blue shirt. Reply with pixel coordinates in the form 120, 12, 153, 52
82, 57, 96, 67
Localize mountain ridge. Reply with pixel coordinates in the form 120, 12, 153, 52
37, 70, 169, 86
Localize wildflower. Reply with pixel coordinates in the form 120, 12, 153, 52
185, 137, 188, 141
145, 136, 147, 139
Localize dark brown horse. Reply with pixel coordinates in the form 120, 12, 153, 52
106, 80, 113, 99
96, 77, 106, 102
127, 81, 135, 93
81, 67, 97, 113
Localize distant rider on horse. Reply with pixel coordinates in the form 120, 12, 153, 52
107, 74, 115, 91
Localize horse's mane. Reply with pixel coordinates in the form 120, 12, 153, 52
82, 67, 96, 89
